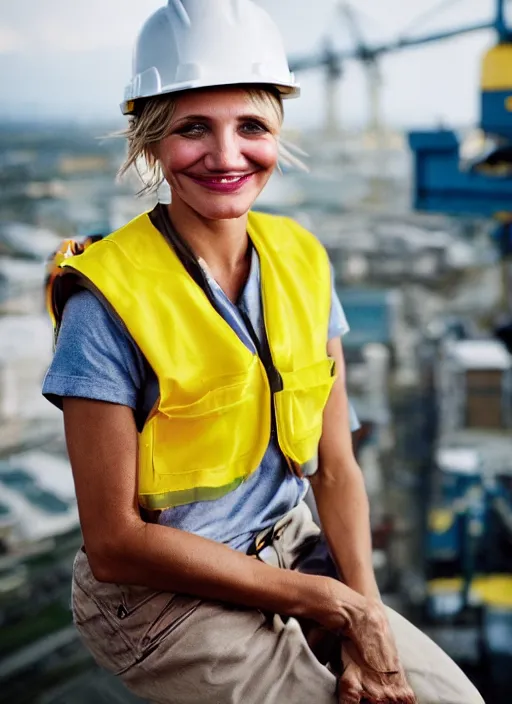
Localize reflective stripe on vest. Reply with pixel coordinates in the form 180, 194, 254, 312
55, 211, 335, 509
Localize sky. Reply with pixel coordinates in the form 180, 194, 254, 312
0, 0, 507, 130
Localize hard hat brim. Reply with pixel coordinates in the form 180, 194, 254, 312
121, 78, 300, 116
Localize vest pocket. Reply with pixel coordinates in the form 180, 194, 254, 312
274, 357, 336, 465
159, 375, 250, 419
139, 371, 271, 506
155, 378, 259, 475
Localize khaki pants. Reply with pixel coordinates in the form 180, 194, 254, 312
72, 503, 484, 704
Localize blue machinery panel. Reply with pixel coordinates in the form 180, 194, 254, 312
408, 1, 512, 223
408, 130, 512, 218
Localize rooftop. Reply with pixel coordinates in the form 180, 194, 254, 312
448, 339, 512, 370
338, 287, 397, 350
6, 451, 75, 502
0, 222, 61, 261
436, 447, 481, 475
0, 451, 78, 543
439, 431, 512, 478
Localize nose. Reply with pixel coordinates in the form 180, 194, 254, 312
203, 126, 247, 172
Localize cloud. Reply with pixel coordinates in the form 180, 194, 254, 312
0, 25, 26, 54
1, 0, 163, 54
34, 19, 131, 53
0, 0, 499, 128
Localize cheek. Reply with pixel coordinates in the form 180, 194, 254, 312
246, 139, 279, 171
157, 137, 203, 175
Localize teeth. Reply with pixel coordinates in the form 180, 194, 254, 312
219, 177, 241, 183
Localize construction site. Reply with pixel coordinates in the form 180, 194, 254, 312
0, 1, 511, 702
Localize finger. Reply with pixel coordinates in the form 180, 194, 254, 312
404, 687, 418, 704
390, 677, 417, 704
338, 684, 361, 704
360, 679, 388, 703
380, 688, 415, 704
373, 683, 416, 704
338, 678, 362, 703
360, 673, 407, 703
356, 661, 416, 704
338, 666, 363, 703
360, 692, 387, 704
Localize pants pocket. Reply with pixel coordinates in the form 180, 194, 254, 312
73, 578, 202, 674
138, 594, 202, 659
72, 580, 136, 675
108, 582, 202, 662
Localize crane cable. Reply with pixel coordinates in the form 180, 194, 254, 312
397, 0, 467, 38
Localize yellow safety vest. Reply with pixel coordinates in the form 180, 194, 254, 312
50, 211, 335, 510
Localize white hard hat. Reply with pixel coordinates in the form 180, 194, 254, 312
121, 0, 300, 115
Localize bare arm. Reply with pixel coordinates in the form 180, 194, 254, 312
313, 341, 416, 703
62, 397, 366, 630
311, 337, 379, 600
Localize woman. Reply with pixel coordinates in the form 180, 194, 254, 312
43, 2, 484, 703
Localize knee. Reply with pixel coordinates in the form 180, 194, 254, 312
384, 606, 485, 704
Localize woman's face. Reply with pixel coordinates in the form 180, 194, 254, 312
154, 88, 281, 221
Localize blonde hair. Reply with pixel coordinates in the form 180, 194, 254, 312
117, 87, 306, 196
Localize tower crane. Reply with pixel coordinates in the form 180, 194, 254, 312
289, 1, 495, 136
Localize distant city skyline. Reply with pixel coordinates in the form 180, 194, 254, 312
0, 0, 504, 129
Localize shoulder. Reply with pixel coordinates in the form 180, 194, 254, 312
63, 287, 107, 316
68, 212, 154, 264
64, 211, 172, 278
60, 289, 131, 347
44, 288, 145, 409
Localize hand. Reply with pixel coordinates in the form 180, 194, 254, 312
317, 580, 401, 675
339, 639, 416, 704
345, 597, 403, 676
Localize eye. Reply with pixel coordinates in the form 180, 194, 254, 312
175, 122, 208, 138
239, 120, 268, 136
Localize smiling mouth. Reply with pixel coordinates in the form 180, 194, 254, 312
191, 174, 252, 183
186, 172, 256, 192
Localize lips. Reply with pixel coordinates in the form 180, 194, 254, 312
185, 172, 255, 193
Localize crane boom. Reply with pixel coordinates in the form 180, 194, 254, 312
290, 20, 494, 73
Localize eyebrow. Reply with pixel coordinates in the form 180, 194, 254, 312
172, 113, 272, 126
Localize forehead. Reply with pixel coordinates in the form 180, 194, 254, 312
172, 87, 267, 119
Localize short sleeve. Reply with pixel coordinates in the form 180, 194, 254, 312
328, 264, 349, 340
42, 290, 145, 410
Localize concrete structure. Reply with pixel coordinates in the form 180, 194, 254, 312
0, 451, 78, 546
0, 222, 61, 261
0, 315, 57, 421
0, 258, 45, 315
437, 339, 512, 434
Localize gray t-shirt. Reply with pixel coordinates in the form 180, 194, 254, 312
43, 245, 357, 551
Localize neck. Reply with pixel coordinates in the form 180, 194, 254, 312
167, 199, 250, 275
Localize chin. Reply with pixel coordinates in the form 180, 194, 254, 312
189, 193, 260, 221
